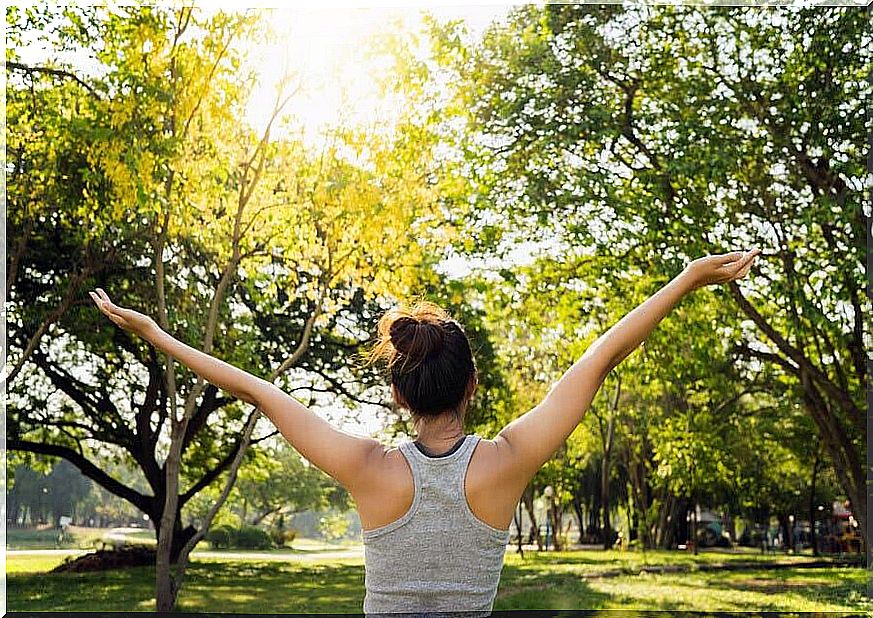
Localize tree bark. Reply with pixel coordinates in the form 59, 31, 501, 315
521, 485, 542, 550
810, 449, 820, 557
730, 283, 866, 546
595, 376, 621, 550
572, 496, 585, 543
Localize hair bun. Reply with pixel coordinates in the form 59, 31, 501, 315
389, 316, 445, 361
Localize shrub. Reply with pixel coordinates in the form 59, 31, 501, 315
319, 513, 350, 541
270, 527, 297, 548
235, 525, 273, 549
205, 524, 235, 550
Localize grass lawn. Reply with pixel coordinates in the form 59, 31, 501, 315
495, 551, 868, 612
7, 549, 869, 613
6, 526, 112, 550
7, 526, 357, 553
123, 530, 157, 543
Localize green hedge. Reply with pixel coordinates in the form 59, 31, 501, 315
205, 524, 274, 550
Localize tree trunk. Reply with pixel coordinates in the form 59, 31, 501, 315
155, 419, 186, 612
601, 455, 612, 550
799, 371, 866, 549
655, 489, 672, 548
550, 501, 562, 551
599, 377, 619, 550
572, 496, 585, 543
513, 501, 525, 557
778, 514, 790, 553
731, 285, 866, 548
626, 452, 652, 549
521, 485, 542, 550
810, 449, 820, 556
692, 502, 698, 556
588, 501, 600, 543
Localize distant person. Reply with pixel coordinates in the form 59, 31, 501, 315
90, 250, 759, 615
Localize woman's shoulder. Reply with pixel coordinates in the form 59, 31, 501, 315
371, 441, 413, 477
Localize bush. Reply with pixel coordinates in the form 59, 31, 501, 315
270, 527, 297, 548
319, 513, 350, 541
205, 524, 235, 550
205, 524, 274, 550
235, 525, 273, 549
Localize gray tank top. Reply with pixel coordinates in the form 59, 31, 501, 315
362, 434, 511, 616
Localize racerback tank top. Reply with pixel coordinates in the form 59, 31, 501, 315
361, 434, 511, 616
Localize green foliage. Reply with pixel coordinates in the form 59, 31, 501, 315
409, 3, 866, 542
234, 525, 273, 550
204, 524, 273, 550
318, 512, 351, 542
204, 525, 235, 550
269, 527, 297, 548
6, 3, 453, 562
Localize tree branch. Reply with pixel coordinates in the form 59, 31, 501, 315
729, 282, 863, 433
6, 61, 101, 98
9, 439, 151, 512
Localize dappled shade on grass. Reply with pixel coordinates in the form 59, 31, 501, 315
177, 559, 365, 613
7, 551, 868, 613
493, 553, 867, 613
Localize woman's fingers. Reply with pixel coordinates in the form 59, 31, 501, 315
687, 249, 760, 287
90, 289, 145, 333
91, 290, 121, 321
89, 291, 109, 313
716, 251, 745, 265
718, 248, 760, 267
726, 249, 760, 274
732, 252, 759, 280
738, 249, 760, 271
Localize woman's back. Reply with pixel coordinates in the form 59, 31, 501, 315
362, 434, 511, 614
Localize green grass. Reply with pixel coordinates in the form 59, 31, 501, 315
7, 526, 358, 552
7, 549, 869, 613
5, 553, 74, 574
7, 557, 367, 613
494, 551, 869, 612
124, 530, 157, 543
504, 547, 814, 568
6, 526, 112, 550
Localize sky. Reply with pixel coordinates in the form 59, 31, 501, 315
11, 3, 514, 440
238, 5, 514, 438
244, 5, 511, 146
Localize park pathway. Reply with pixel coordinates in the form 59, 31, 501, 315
6, 546, 365, 561
8, 526, 365, 561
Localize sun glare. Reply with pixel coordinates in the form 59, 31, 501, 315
246, 7, 417, 146
246, 5, 507, 148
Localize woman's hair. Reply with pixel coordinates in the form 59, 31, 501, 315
368, 301, 476, 420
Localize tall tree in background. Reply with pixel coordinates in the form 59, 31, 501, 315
423, 4, 868, 544
6, 5, 446, 609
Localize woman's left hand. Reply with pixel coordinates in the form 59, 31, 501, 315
89, 288, 159, 338
682, 249, 761, 290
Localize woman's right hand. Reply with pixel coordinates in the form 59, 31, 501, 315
681, 249, 760, 290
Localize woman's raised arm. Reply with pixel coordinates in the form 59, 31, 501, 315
493, 250, 760, 484
89, 288, 384, 492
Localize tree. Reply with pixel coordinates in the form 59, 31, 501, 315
231, 444, 335, 527
7, 5, 445, 610
421, 4, 868, 544
45, 459, 93, 527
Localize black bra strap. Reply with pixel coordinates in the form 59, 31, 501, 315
413, 434, 468, 458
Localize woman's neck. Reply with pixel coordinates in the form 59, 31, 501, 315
414, 413, 465, 452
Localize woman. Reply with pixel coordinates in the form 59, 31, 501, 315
90, 249, 759, 615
